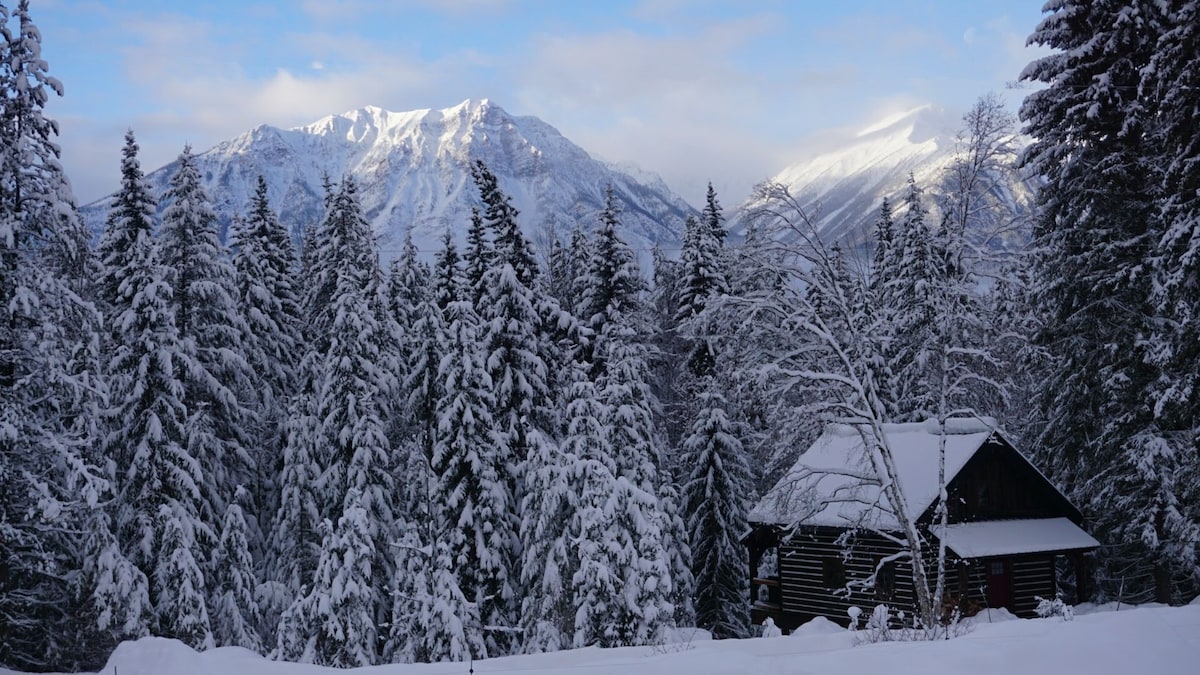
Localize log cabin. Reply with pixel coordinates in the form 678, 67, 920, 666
742, 419, 1098, 631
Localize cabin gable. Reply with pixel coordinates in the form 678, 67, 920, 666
934, 436, 1082, 525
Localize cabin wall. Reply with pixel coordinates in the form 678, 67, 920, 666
778, 529, 915, 626
1009, 556, 1056, 616
775, 527, 1060, 627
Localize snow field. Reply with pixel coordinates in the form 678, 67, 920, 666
13, 603, 1194, 675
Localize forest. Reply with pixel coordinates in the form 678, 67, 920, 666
1, 0, 1197, 671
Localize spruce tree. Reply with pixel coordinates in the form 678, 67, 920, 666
579, 187, 644, 377
229, 175, 303, 588
431, 298, 500, 659
280, 489, 378, 667
1020, 0, 1198, 602
0, 3, 116, 666
520, 362, 593, 653
1143, 2, 1200, 572
681, 390, 751, 638
102, 229, 212, 648
158, 145, 255, 545
470, 160, 555, 653
97, 130, 158, 316
464, 205, 492, 306
154, 504, 215, 649
595, 319, 676, 644
883, 175, 941, 421
210, 498, 262, 651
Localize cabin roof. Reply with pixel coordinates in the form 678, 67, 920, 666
749, 418, 1000, 530
930, 517, 1099, 558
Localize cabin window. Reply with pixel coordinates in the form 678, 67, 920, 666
875, 561, 895, 601
823, 558, 846, 588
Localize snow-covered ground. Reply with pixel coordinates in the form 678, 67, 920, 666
14, 603, 1198, 675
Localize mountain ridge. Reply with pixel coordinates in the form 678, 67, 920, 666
738, 104, 1035, 251
81, 99, 696, 260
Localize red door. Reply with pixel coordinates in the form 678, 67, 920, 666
987, 560, 1012, 610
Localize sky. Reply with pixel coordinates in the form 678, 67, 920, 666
36, 0, 1051, 206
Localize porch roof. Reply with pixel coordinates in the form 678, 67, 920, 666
931, 517, 1099, 558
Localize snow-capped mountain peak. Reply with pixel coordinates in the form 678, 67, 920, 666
82, 100, 696, 259
747, 104, 1031, 248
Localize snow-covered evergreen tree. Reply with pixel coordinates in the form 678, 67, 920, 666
229, 175, 303, 595
520, 362, 592, 652
101, 218, 213, 648
158, 145, 255, 548
882, 175, 941, 421
97, 130, 157, 317
463, 205, 492, 307
1020, 0, 1198, 602
583, 312, 676, 643
210, 497, 263, 651
390, 523, 486, 664
0, 3, 121, 666
432, 227, 464, 310
579, 187, 645, 377
470, 160, 556, 652
431, 297, 504, 659
268, 395, 321, 611
681, 390, 751, 638
279, 489, 378, 667
154, 504, 215, 649
230, 174, 302, 428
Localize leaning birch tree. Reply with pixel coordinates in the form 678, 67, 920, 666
728, 183, 940, 632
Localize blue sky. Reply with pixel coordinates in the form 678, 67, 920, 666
37, 0, 1049, 205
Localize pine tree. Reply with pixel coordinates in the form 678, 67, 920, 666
883, 175, 941, 421
590, 316, 675, 645
230, 175, 302, 418
268, 395, 321, 608
868, 197, 896, 297
387, 228, 428, 357
520, 363, 592, 653
677, 184, 730, 322
432, 227, 464, 310
89, 130, 163, 659
1142, 2, 1200, 581
681, 390, 750, 638
464, 205, 492, 306
154, 504, 215, 649
579, 187, 644, 377
102, 230, 212, 647
391, 523, 485, 663
313, 180, 396, 643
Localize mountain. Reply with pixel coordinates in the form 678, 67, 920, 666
739, 104, 1036, 250
82, 99, 696, 259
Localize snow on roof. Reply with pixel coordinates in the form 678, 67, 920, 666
931, 517, 1099, 558
749, 419, 998, 530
